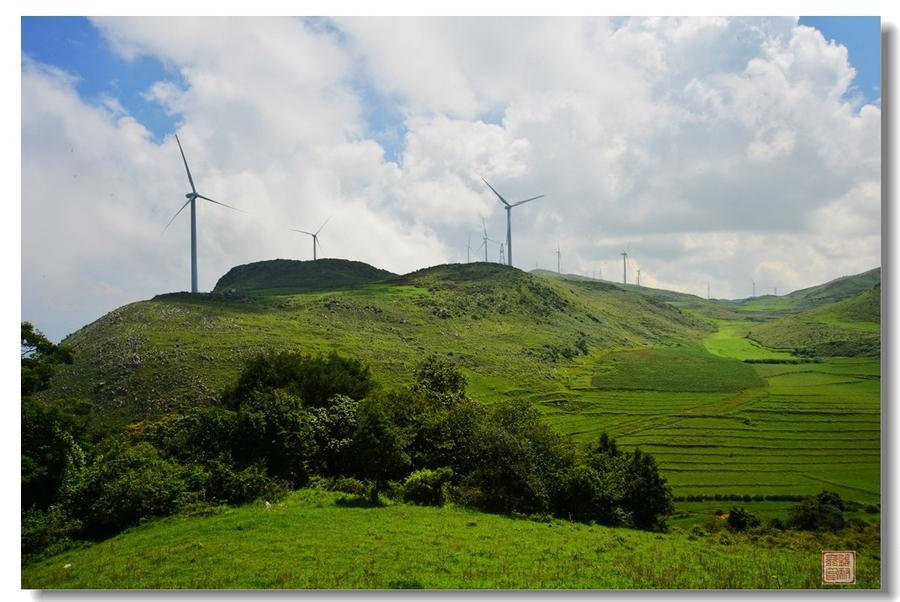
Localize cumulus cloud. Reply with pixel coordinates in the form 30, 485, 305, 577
21, 17, 880, 340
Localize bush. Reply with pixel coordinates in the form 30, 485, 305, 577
726, 507, 760, 532
331, 477, 369, 497
21, 506, 82, 558
223, 351, 373, 409
412, 355, 468, 406
788, 491, 846, 532
64, 440, 189, 539
309, 395, 359, 476
203, 457, 289, 505
402, 468, 454, 506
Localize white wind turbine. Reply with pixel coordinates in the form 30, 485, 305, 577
289, 216, 332, 261
164, 134, 246, 293
481, 178, 544, 268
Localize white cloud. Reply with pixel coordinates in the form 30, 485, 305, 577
22, 17, 880, 340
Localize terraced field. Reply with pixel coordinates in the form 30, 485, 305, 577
535, 332, 880, 510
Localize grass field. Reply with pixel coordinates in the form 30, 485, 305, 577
22, 490, 880, 589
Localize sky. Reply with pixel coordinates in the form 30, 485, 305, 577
20, 16, 881, 342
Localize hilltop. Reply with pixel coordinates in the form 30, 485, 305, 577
42, 259, 710, 423
213, 258, 396, 294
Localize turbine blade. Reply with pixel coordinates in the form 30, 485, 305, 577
315, 237, 323, 251
316, 214, 333, 235
197, 195, 247, 213
289, 229, 315, 236
481, 178, 510, 206
163, 198, 192, 233
175, 134, 197, 194
511, 194, 544, 207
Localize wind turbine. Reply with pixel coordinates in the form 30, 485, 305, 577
289, 216, 332, 261
466, 234, 472, 263
476, 218, 491, 262
637, 268, 641, 287
482, 178, 544, 267
621, 251, 628, 284
165, 134, 246, 294
555, 243, 561, 274
752, 280, 756, 297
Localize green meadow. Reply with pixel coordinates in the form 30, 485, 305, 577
22, 490, 880, 589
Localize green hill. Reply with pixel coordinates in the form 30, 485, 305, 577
41, 260, 710, 424
213, 258, 396, 294
747, 285, 881, 357
784, 267, 881, 309
21, 489, 880, 589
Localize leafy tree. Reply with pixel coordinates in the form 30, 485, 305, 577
412, 354, 468, 406
726, 507, 761, 532
789, 490, 846, 531
309, 394, 359, 475
622, 447, 674, 530
352, 395, 411, 503
21, 322, 73, 397
223, 351, 373, 409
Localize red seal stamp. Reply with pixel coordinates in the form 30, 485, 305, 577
822, 550, 856, 585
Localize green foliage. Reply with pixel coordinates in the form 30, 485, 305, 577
309, 395, 359, 476
202, 457, 289, 505
412, 354, 468, 406
402, 467, 454, 506
224, 351, 373, 409
21, 398, 95, 511
21, 506, 83, 558
352, 394, 411, 502
726, 507, 761, 532
64, 440, 188, 539
21, 322, 74, 397
789, 491, 846, 532
213, 258, 397, 295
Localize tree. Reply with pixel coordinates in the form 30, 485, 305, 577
223, 351, 373, 409
726, 507, 761, 532
21, 322, 73, 397
352, 395, 410, 503
621, 447, 674, 530
412, 354, 468, 406
789, 491, 846, 531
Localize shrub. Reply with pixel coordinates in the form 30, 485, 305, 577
332, 477, 369, 497
726, 507, 760, 532
21, 506, 82, 558
402, 467, 454, 506
64, 440, 189, 539
223, 351, 373, 409
309, 395, 359, 475
788, 491, 846, 532
203, 457, 289, 505
412, 355, 468, 406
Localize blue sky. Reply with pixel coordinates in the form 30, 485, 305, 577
22, 16, 882, 159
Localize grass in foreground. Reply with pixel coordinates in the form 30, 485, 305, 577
23, 490, 880, 590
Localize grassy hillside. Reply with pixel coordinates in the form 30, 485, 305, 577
747, 286, 881, 357
783, 268, 881, 309
38, 261, 881, 518
42, 260, 709, 423
22, 489, 880, 589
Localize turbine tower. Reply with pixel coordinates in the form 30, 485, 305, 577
752, 280, 756, 297
637, 268, 641, 287
289, 216, 331, 261
482, 178, 544, 267
621, 251, 628, 284
476, 218, 491, 262
707, 282, 710, 300
466, 234, 471, 263
555, 243, 561, 274
165, 134, 246, 293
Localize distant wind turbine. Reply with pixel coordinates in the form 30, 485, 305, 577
165, 134, 247, 293
555, 243, 561, 274
476, 218, 491, 262
289, 216, 332, 261
637, 268, 641, 287
621, 251, 628, 284
482, 178, 544, 267
466, 234, 472, 263
498, 242, 505, 264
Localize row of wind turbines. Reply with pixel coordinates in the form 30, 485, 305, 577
164, 135, 774, 300
163, 136, 548, 293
